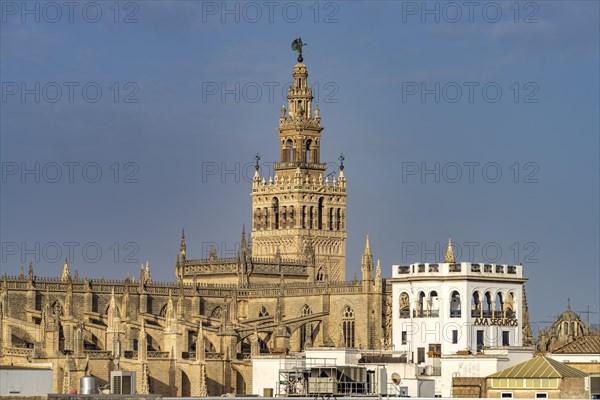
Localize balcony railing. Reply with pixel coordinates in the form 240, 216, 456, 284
413, 309, 440, 318
398, 266, 410, 274
449, 264, 461, 272
450, 310, 462, 318
399, 310, 410, 318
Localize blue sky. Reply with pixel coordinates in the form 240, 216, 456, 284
1, 1, 599, 331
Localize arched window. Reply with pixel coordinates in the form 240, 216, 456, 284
429, 291, 439, 316
416, 291, 425, 317
300, 305, 313, 350
505, 292, 515, 318
309, 206, 314, 229
259, 306, 269, 318
318, 197, 324, 230
286, 139, 294, 163
495, 293, 503, 316
399, 293, 410, 318
289, 206, 295, 228
562, 321, 569, 336
484, 291, 492, 318
342, 306, 355, 348
450, 291, 461, 318
272, 197, 279, 229
472, 291, 481, 318
336, 208, 341, 231
281, 206, 287, 229
264, 207, 269, 230
302, 206, 306, 229
254, 208, 262, 231
316, 268, 325, 281
329, 208, 334, 230
305, 140, 312, 162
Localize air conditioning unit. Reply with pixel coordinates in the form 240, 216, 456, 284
110, 371, 136, 394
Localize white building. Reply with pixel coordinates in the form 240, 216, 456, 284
389, 241, 535, 396
252, 347, 435, 397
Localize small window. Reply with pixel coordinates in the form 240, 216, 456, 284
535, 393, 548, 399
401, 331, 407, 345
476, 330, 484, 352
452, 330, 458, 344
502, 331, 510, 346
417, 347, 425, 364
501, 393, 513, 398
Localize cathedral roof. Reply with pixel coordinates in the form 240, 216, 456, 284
552, 335, 600, 354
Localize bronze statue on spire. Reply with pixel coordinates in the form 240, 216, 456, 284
291, 37, 306, 63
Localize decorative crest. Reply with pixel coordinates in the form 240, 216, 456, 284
254, 153, 261, 171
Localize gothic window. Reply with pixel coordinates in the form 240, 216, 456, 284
342, 306, 355, 348
450, 291, 461, 318
272, 197, 279, 229
300, 305, 313, 350
318, 197, 324, 230
302, 206, 306, 229
305, 140, 312, 163
264, 207, 269, 230
210, 306, 222, 319
336, 208, 341, 231
399, 292, 410, 318
316, 268, 325, 281
51, 300, 64, 318
281, 206, 287, 229
258, 306, 269, 318
286, 139, 294, 163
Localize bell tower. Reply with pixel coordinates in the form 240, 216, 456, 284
251, 38, 347, 281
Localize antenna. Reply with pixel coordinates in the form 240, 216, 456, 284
576, 304, 599, 331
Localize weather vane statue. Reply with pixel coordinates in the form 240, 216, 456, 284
291, 37, 306, 63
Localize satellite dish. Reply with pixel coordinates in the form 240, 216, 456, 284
391, 372, 400, 384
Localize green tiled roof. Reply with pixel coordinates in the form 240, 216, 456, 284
553, 335, 600, 355
488, 356, 588, 379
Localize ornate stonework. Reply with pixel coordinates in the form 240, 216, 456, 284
0, 55, 389, 396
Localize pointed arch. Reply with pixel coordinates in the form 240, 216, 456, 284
450, 291, 461, 318
258, 306, 269, 318
342, 305, 355, 348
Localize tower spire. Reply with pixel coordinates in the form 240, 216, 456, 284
361, 235, 374, 282
445, 238, 456, 263
61, 258, 71, 282
180, 229, 186, 259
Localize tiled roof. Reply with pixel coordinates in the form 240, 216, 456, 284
553, 335, 600, 355
488, 356, 588, 379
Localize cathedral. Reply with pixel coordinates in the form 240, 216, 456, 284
0, 47, 390, 396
